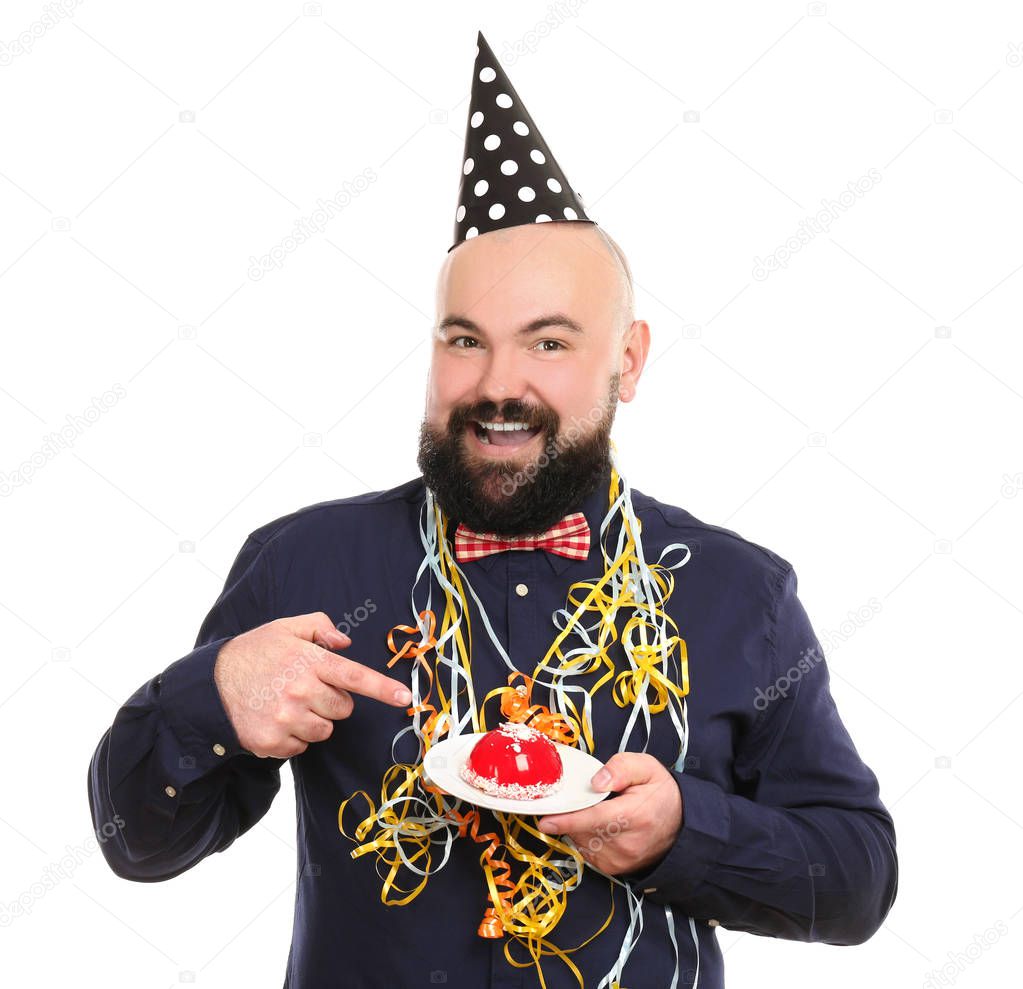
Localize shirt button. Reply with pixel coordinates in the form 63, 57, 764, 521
515, 583, 529, 597
213, 743, 226, 756
708, 918, 720, 927
164, 785, 177, 798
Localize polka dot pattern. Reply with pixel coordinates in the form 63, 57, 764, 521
450, 31, 593, 252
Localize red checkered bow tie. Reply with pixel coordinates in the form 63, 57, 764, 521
453, 512, 591, 563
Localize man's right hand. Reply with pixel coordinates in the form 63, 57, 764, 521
212, 612, 412, 759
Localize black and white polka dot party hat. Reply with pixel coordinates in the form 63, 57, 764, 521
450, 31, 595, 252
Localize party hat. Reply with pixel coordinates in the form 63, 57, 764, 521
450, 31, 594, 251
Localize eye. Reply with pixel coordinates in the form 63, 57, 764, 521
449, 335, 480, 348
534, 339, 565, 352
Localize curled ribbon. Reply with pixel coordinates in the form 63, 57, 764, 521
338, 457, 695, 989
482, 672, 580, 745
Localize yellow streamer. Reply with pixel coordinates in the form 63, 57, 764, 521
338, 461, 690, 989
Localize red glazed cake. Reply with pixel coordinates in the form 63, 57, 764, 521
459, 721, 564, 800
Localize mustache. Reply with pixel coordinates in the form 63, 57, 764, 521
448, 401, 559, 432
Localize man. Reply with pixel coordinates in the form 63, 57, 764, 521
87, 32, 897, 988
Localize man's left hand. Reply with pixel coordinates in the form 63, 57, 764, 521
536, 752, 683, 875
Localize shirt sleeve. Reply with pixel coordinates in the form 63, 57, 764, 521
87, 533, 287, 882
625, 564, 899, 945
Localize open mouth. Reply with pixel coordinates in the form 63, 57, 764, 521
469, 419, 543, 449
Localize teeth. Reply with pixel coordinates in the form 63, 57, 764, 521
479, 421, 531, 431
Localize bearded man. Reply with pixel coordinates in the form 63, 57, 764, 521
88, 31, 897, 989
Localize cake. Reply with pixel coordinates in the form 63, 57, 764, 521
459, 721, 564, 800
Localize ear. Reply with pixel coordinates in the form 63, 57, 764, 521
618, 320, 651, 402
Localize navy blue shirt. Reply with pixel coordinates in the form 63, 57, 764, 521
87, 466, 898, 987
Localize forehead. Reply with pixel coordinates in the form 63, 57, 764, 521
437, 223, 615, 325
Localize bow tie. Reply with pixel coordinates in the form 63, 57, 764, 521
454, 512, 591, 563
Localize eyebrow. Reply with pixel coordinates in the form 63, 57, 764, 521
436, 312, 584, 338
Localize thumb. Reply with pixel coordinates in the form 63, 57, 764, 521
279, 612, 352, 649
312, 628, 350, 652
591, 752, 658, 792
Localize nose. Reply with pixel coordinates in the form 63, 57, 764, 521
475, 345, 526, 404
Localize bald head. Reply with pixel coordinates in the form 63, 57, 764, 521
436, 221, 635, 343
590, 225, 635, 340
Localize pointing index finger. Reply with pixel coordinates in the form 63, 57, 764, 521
314, 649, 412, 706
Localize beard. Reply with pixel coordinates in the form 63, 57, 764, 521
417, 373, 620, 537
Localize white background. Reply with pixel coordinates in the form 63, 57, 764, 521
1, 1, 1021, 986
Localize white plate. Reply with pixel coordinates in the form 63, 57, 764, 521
422, 732, 612, 815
